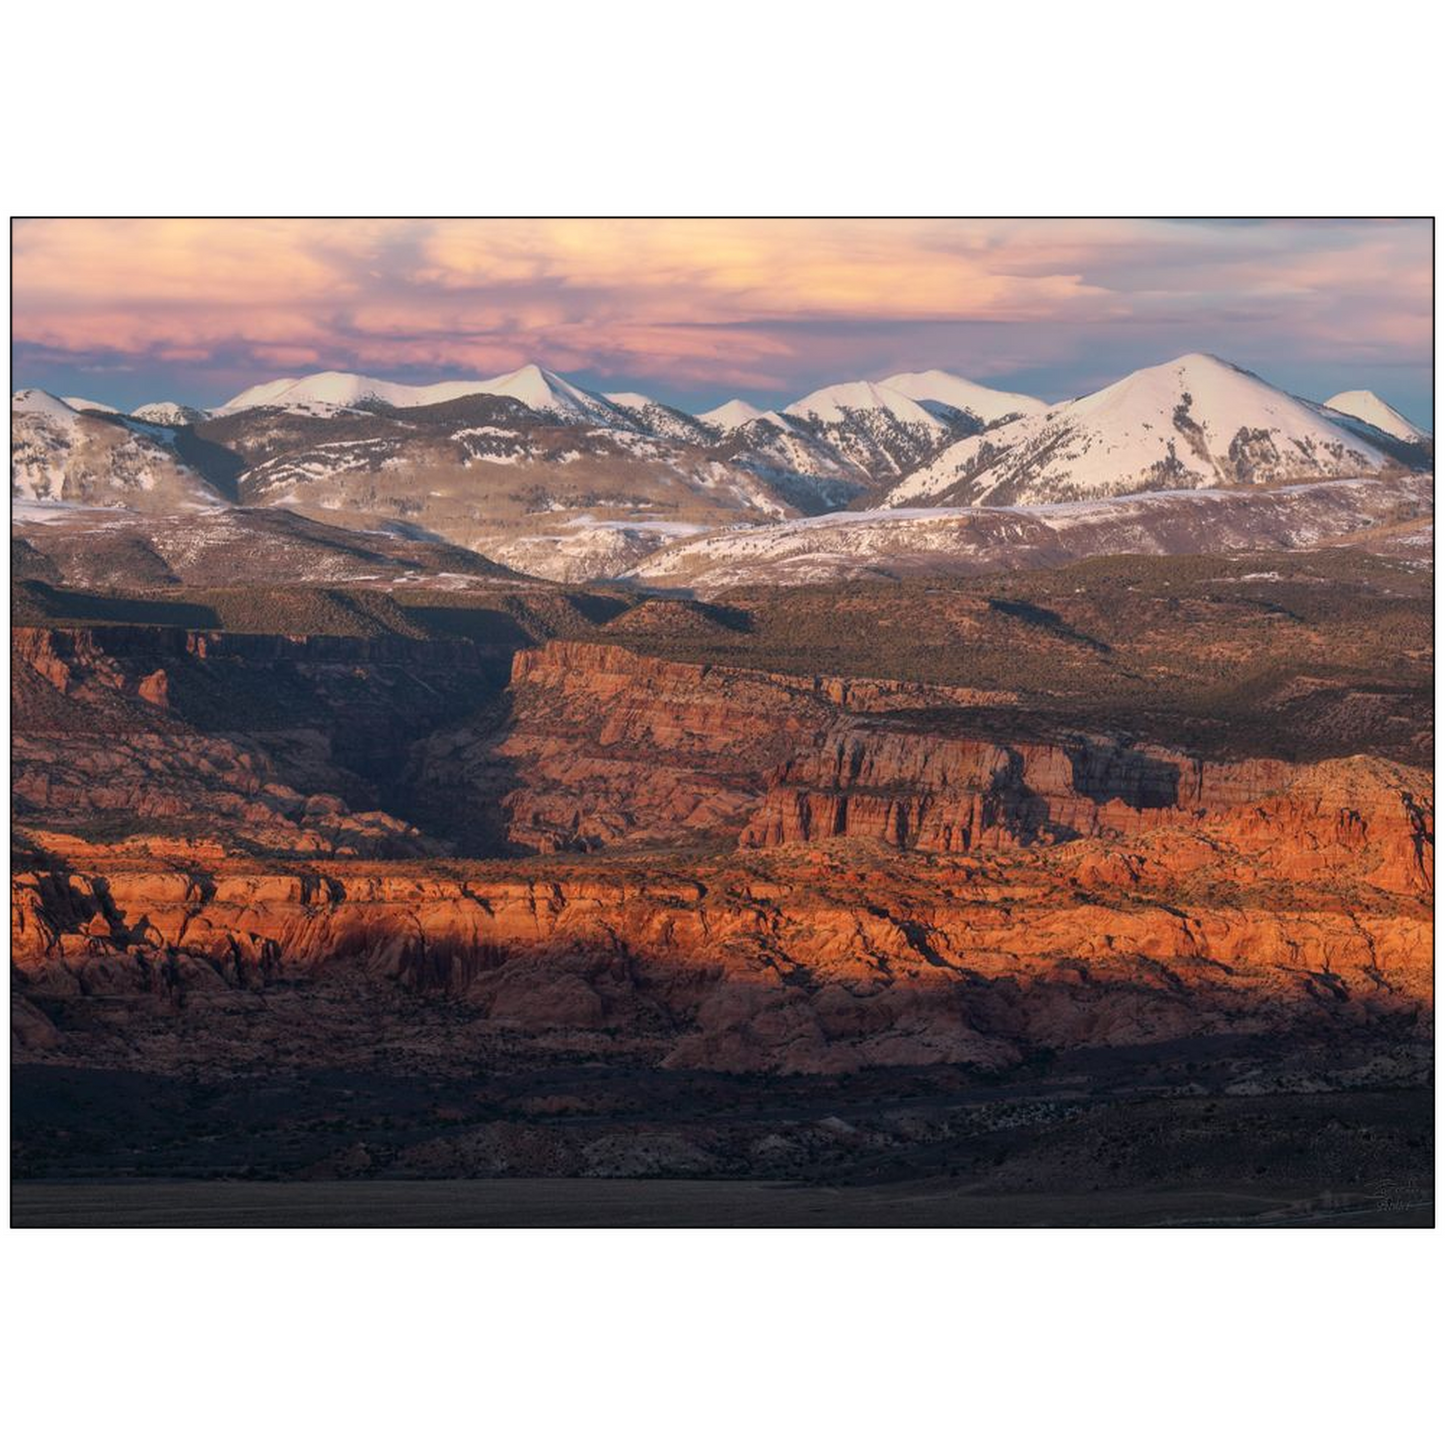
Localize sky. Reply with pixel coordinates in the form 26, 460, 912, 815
11, 218, 1435, 427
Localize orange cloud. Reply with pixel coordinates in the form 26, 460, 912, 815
412, 218, 1114, 321
11, 218, 1432, 405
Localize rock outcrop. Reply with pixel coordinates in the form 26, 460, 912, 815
417, 641, 1431, 884
11, 625, 505, 859
12, 632, 1433, 1076
13, 753, 1432, 1072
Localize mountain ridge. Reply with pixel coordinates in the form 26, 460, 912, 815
885, 353, 1410, 508
13, 353, 1433, 586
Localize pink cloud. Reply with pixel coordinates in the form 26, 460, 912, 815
12, 218, 1431, 405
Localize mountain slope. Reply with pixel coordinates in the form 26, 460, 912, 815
880, 370, 1049, 425
708, 411, 874, 512
11, 390, 226, 512
886, 354, 1404, 508
624, 474, 1433, 592
604, 392, 717, 445
1324, 390, 1431, 445
12, 501, 521, 591
133, 401, 212, 426
189, 396, 794, 583
61, 396, 121, 415
478, 365, 633, 426
775, 378, 977, 490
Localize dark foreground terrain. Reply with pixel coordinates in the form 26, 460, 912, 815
12, 1037, 1433, 1226
12, 1177, 1433, 1228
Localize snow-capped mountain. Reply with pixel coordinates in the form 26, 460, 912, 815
132, 401, 212, 427
880, 370, 1049, 425
61, 396, 121, 415
709, 411, 873, 512
699, 399, 766, 432
786, 379, 945, 430
185, 391, 797, 582
14, 389, 82, 424
604, 392, 717, 446
782, 379, 970, 481
15, 353, 1433, 588
14, 370, 820, 579
1323, 390, 1431, 446
219, 363, 643, 430
220, 370, 499, 415
478, 364, 631, 427
11, 390, 224, 512
886, 353, 1406, 508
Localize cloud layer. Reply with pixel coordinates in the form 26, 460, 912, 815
12, 218, 1434, 423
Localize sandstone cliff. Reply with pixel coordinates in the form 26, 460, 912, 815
12, 625, 506, 858
12, 630, 1432, 1075
13, 780, 1431, 1074
417, 640, 1432, 884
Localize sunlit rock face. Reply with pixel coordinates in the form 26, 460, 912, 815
12, 629, 1432, 1077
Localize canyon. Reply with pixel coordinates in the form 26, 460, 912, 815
10, 554, 1434, 1208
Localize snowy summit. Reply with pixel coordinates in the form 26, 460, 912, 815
1323, 390, 1431, 445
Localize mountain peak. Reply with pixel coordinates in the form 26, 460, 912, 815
1170, 351, 1234, 369
12, 388, 79, 423
786, 379, 942, 429
880, 369, 1049, 423
1074, 353, 1280, 418
1323, 389, 1430, 444
488, 362, 553, 385
699, 398, 766, 432
133, 401, 211, 427
477, 363, 619, 423
887, 350, 1400, 509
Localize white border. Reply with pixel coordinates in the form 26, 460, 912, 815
3, 1, 1440, 1441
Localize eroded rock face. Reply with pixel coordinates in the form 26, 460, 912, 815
11, 626, 506, 859
11, 632, 1433, 1076
484, 643, 834, 852
415, 641, 1431, 882
425, 641, 1042, 854
13, 753, 1432, 1074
